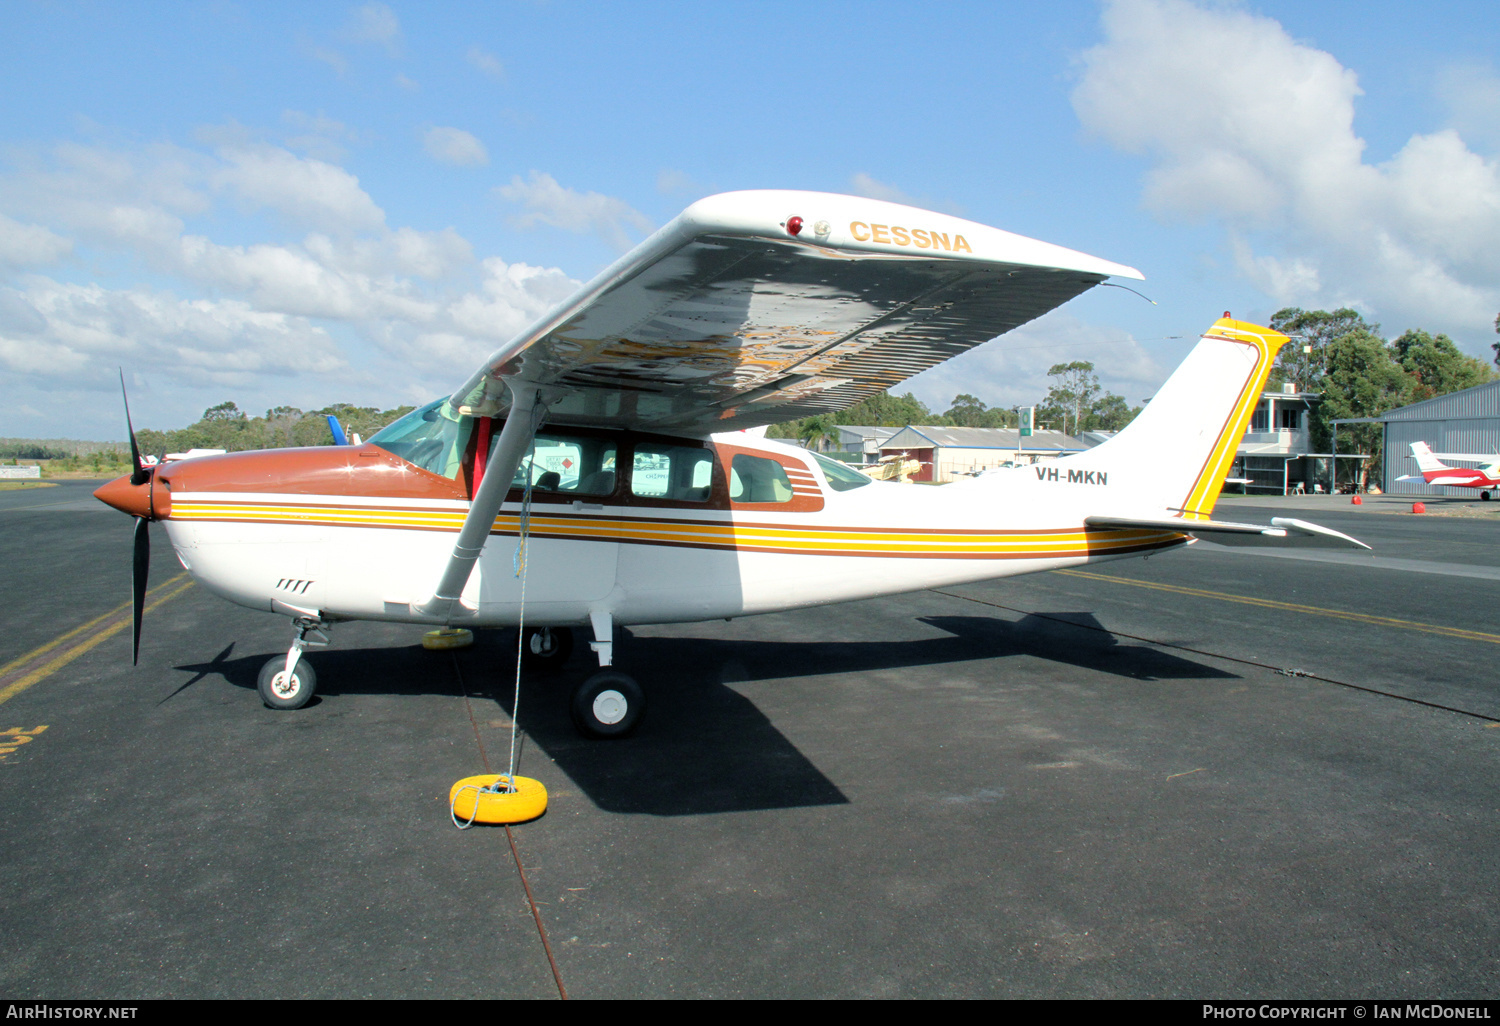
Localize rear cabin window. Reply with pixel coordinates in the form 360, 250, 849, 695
730, 454, 793, 503
507, 432, 618, 496
630, 444, 715, 502
811, 451, 873, 492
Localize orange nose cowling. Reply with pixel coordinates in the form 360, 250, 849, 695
94, 474, 154, 519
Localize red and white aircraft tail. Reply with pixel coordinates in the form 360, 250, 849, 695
1397, 442, 1500, 497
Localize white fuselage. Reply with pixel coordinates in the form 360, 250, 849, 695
158, 433, 1185, 630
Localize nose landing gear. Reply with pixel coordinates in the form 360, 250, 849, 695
521, 626, 573, 671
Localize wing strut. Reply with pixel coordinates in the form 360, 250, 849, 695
415, 383, 547, 622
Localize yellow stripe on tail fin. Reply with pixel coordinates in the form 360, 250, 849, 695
1179, 318, 1288, 519
1034, 316, 1289, 523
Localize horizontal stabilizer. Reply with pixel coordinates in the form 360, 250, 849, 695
1085, 515, 1370, 550
1421, 476, 1480, 486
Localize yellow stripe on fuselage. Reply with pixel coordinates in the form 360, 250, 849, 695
169, 500, 1186, 560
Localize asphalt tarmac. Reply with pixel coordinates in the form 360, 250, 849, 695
3, 481, 1499, 998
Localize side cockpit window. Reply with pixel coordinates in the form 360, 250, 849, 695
368, 399, 473, 480
631, 444, 715, 503
512, 433, 618, 497
729, 454, 793, 503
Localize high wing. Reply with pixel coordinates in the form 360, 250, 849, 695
420, 191, 1140, 620
450, 190, 1141, 435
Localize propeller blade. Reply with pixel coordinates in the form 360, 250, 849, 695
120, 369, 149, 486
132, 516, 149, 666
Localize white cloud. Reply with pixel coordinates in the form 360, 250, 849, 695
311, 47, 348, 77
0, 215, 72, 267
1073, 0, 1500, 340
348, 3, 401, 55
213, 145, 387, 233
1438, 63, 1500, 153
850, 173, 918, 206
448, 257, 579, 342
0, 137, 587, 431
656, 168, 704, 196
497, 171, 654, 252
467, 47, 504, 80
850, 173, 963, 215
905, 310, 1168, 413
423, 126, 489, 167
281, 110, 366, 163
0, 279, 345, 385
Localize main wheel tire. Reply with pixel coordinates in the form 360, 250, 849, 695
257, 655, 317, 710
521, 626, 573, 672
570, 669, 644, 739
1482, 491, 1491, 501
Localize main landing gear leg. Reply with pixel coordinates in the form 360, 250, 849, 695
570, 611, 644, 739
258, 616, 329, 710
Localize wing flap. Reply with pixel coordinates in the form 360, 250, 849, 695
1086, 515, 1369, 550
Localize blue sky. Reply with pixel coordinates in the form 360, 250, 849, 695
3, 0, 1499, 438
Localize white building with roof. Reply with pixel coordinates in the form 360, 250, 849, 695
1229, 386, 1327, 494
878, 425, 1090, 482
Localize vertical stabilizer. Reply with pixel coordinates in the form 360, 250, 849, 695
1056, 317, 1286, 519
1409, 442, 1448, 474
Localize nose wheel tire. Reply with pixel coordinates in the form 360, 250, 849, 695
521, 626, 574, 672
257, 655, 317, 710
570, 669, 644, 739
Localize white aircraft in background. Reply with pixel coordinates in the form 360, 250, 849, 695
1398, 442, 1500, 500
95, 190, 1367, 738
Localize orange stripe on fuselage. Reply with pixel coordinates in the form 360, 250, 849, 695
167, 499, 1188, 561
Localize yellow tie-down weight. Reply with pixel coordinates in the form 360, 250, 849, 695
449, 774, 548, 825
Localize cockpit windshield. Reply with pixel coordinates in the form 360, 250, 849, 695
368, 398, 474, 480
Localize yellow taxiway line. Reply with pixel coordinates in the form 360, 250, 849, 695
1056, 569, 1500, 645
0, 574, 195, 707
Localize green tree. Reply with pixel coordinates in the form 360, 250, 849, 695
131, 402, 415, 459
1268, 307, 1378, 392
1088, 393, 1141, 432
768, 390, 935, 439
797, 414, 841, 452
1313, 328, 1414, 491
1039, 361, 1102, 436
840, 390, 932, 426
941, 394, 1016, 428
202, 401, 246, 422
944, 394, 987, 426
1390, 329, 1495, 401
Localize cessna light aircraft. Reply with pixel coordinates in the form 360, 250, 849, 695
1398, 441, 1500, 500
95, 190, 1367, 738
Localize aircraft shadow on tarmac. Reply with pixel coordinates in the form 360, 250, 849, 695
171, 612, 1232, 817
